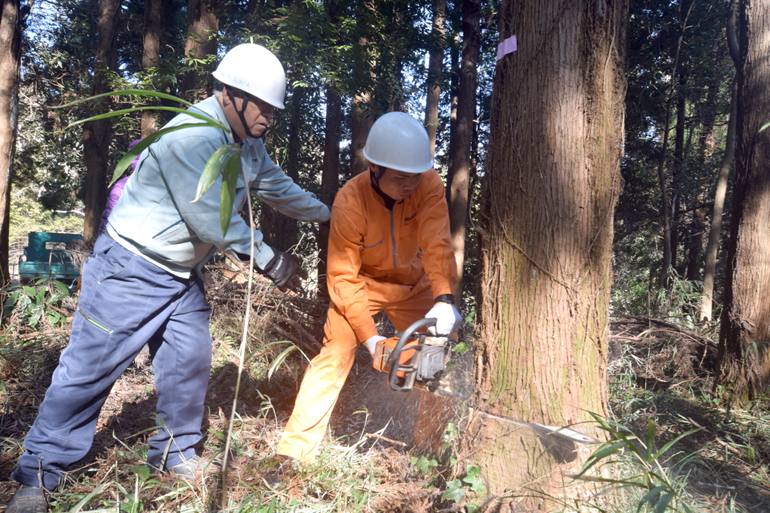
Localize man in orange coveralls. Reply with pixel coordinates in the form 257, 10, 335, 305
264, 111, 462, 483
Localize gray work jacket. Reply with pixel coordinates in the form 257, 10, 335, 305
107, 95, 330, 279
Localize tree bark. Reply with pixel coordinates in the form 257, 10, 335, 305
317, 88, 342, 299
467, 0, 627, 503
180, 0, 218, 101
715, 0, 770, 402
424, 0, 446, 154
349, 1, 377, 176
140, 0, 162, 137
0, 0, 22, 285
700, 0, 739, 322
446, 0, 480, 303
81, 0, 121, 245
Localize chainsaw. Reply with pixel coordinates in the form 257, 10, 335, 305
371, 317, 455, 393
370, 318, 602, 446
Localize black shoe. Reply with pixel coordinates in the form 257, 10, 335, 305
5, 485, 48, 513
262, 454, 295, 488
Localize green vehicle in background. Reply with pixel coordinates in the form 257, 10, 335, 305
18, 232, 83, 283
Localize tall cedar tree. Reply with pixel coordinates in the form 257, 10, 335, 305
700, 0, 739, 321
349, 0, 377, 176
81, 0, 121, 244
424, 0, 445, 154
181, 0, 218, 100
0, 0, 22, 284
446, 0, 480, 302
468, 0, 627, 501
141, 0, 163, 137
715, 0, 770, 402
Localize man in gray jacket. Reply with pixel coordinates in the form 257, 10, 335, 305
5, 43, 330, 513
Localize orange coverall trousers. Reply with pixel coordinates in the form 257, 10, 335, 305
276, 275, 433, 461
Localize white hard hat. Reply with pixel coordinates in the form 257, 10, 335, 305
363, 112, 434, 173
212, 44, 286, 109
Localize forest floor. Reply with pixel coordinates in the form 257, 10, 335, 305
0, 267, 769, 512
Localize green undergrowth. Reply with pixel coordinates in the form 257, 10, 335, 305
2, 272, 770, 512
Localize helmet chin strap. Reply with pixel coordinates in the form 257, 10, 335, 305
227, 87, 255, 141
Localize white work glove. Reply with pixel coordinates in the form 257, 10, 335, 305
425, 301, 462, 335
364, 335, 386, 356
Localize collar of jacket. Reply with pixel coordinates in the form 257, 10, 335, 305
369, 170, 398, 210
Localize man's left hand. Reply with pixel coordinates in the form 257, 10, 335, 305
425, 302, 462, 335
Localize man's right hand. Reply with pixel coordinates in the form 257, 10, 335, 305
262, 251, 308, 292
364, 335, 386, 357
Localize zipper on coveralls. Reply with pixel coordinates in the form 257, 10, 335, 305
389, 210, 397, 268
77, 307, 114, 334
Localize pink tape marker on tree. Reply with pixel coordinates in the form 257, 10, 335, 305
496, 35, 517, 60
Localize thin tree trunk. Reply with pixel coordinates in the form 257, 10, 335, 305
700, 0, 739, 322
446, 0, 480, 303
715, 0, 770, 402
670, 71, 687, 269
141, 0, 162, 137
317, 88, 342, 299
81, 0, 121, 244
446, 32, 460, 183
424, 0, 446, 154
655, 0, 694, 289
467, 0, 626, 502
0, 0, 22, 285
180, 0, 218, 101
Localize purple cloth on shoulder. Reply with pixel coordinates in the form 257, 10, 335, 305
98, 176, 129, 236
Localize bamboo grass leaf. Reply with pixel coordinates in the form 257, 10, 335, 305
109, 124, 200, 185
55, 88, 195, 109
267, 345, 297, 381
646, 420, 656, 461
68, 483, 106, 513
639, 486, 668, 510
575, 441, 627, 478
653, 492, 675, 513
651, 428, 701, 461
220, 150, 241, 236
67, 106, 228, 131
193, 144, 241, 203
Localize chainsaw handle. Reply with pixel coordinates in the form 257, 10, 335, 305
388, 317, 437, 392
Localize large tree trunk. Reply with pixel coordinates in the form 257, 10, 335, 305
446, 0, 480, 302
140, 0, 162, 137
715, 0, 770, 403
700, 0, 739, 322
0, 0, 22, 285
180, 0, 218, 101
466, 0, 626, 503
424, 0, 446, 154
81, 0, 121, 244
317, 88, 342, 299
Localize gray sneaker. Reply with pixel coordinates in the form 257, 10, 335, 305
166, 454, 202, 480
5, 486, 47, 513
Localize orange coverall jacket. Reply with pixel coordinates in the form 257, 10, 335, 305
327, 168, 458, 341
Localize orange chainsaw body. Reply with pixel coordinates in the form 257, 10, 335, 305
371, 318, 454, 391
